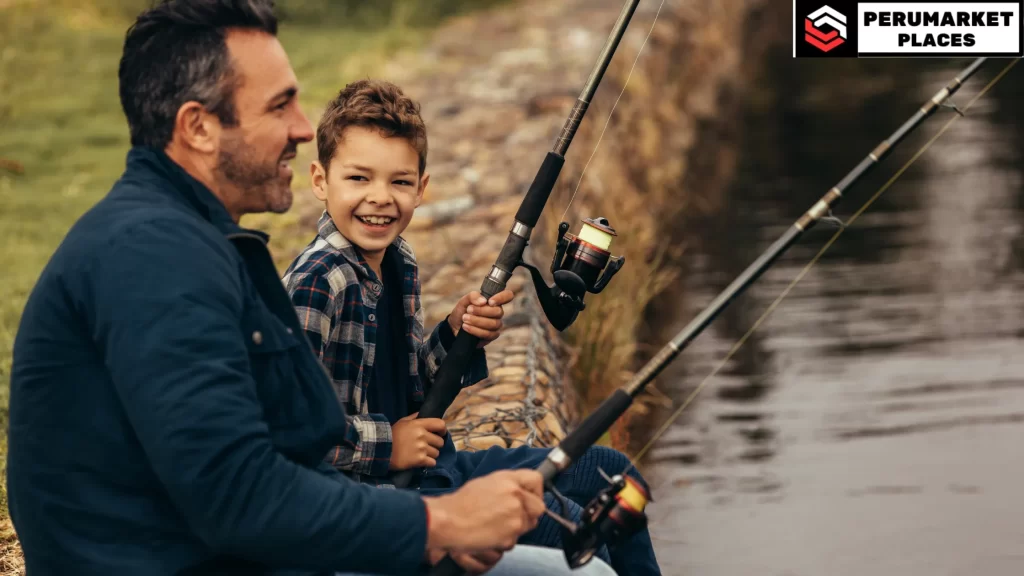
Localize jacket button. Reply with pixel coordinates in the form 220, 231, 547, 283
286, 328, 293, 334
368, 314, 376, 322
252, 331, 263, 345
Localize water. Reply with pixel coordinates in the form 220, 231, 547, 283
643, 57, 1024, 576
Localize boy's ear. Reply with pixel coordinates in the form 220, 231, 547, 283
415, 172, 429, 208
310, 160, 328, 202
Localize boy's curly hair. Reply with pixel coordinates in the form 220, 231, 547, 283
316, 79, 428, 175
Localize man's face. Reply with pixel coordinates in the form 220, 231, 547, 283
214, 29, 313, 218
311, 125, 427, 261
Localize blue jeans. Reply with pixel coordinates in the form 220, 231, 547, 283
416, 444, 661, 576
335, 545, 617, 575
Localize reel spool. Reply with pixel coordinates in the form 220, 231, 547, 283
521, 217, 625, 331
552, 472, 650, 569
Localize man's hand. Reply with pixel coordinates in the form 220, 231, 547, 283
422, 469, 547, 553
425, 548, 504, 575
448, 289, 514, 348
389, 412, 446, 471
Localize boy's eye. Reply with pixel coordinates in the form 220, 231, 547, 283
347, 175, 368, 182
394, 180, 414, 187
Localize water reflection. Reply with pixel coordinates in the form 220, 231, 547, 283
645, 56, 1024, 576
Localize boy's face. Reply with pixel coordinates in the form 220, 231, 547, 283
311, 125, 427, 262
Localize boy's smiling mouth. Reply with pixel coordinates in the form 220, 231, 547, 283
356, 214, 397, 228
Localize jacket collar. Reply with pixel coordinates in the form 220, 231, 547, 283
124, 146, 269, 243
315, 210, 417, 282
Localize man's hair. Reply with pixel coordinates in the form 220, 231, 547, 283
316, 79, 428, 176
118, 0, 278, 149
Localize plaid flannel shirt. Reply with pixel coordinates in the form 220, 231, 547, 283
281, 211, 488, 487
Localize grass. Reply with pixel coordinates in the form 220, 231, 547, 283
0, 0, 509, 569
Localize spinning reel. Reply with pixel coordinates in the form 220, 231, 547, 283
545, 469, 651, 569
520, 217, 626, 331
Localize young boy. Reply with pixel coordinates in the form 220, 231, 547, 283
282, 79, 660, 575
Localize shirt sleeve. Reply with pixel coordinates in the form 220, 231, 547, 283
287, 270, 393, 477
88, 218, 425, 574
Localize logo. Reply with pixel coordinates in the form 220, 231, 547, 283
804, 5, 847, 52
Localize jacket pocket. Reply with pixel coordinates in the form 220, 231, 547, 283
240, 299, 304, 433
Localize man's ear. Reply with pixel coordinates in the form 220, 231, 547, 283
310, 160, 328, 202
415, 171, 429, 208
172, 101, 220, 154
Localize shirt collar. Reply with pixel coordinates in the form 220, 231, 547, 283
315, 210, 418, 280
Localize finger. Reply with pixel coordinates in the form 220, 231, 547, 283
520, 491, 547, 521
451, 552, 490, 575
469, 291, 488, 306
462, 315, 502, 332
425, 548, 446, 565
510, 469, 544, 497
420, 456, 437, 468
399, 412, 419, 422
424, 445, 440, 459
419, 418, 448, 435
461, 324, 498, 342
465, 304, 505, 319
472, 549, 504, 566
424, 432, 446, 449
487, 289, 515, 306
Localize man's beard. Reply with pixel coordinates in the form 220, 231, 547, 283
215, 134, 294, 216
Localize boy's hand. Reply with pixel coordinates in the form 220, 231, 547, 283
448, 289, 514, 348
389, 412, 447, 471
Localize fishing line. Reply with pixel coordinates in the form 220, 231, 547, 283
624, 57, 1020, 477
559, 0, 666, 222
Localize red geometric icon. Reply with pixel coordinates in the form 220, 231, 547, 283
804, 5, 847, 52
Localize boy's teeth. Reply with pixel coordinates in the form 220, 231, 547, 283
359, 216, 395, 225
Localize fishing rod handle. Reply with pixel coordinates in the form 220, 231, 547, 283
390, 330, 482, 488
394, 153, 570, 492
515, 152, 565, 226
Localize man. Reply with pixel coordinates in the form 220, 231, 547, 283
5, 1, 617, 575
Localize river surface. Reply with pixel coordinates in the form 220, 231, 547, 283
643, 57, 1024, 576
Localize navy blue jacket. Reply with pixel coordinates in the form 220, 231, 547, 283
7, 147, 430, 575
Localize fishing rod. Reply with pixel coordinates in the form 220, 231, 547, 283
425, 54, 1002, 576
391, 0, 642, 491
500, 56, 1000, 572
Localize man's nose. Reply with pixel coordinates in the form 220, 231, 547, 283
291, 108, 314, 143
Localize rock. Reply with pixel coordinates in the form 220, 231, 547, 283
532, 386, 547, 403
502, 420, 528, 437
463, 400, 524, 419
467, 421, 498, 435
488, 366, 527, 381
502, 354, 528, 367
413, 194, 476, 224
480, 382, 527, 400
534, 371, 550, 387
467, 435, 509, 450
540, 411, 566, 440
